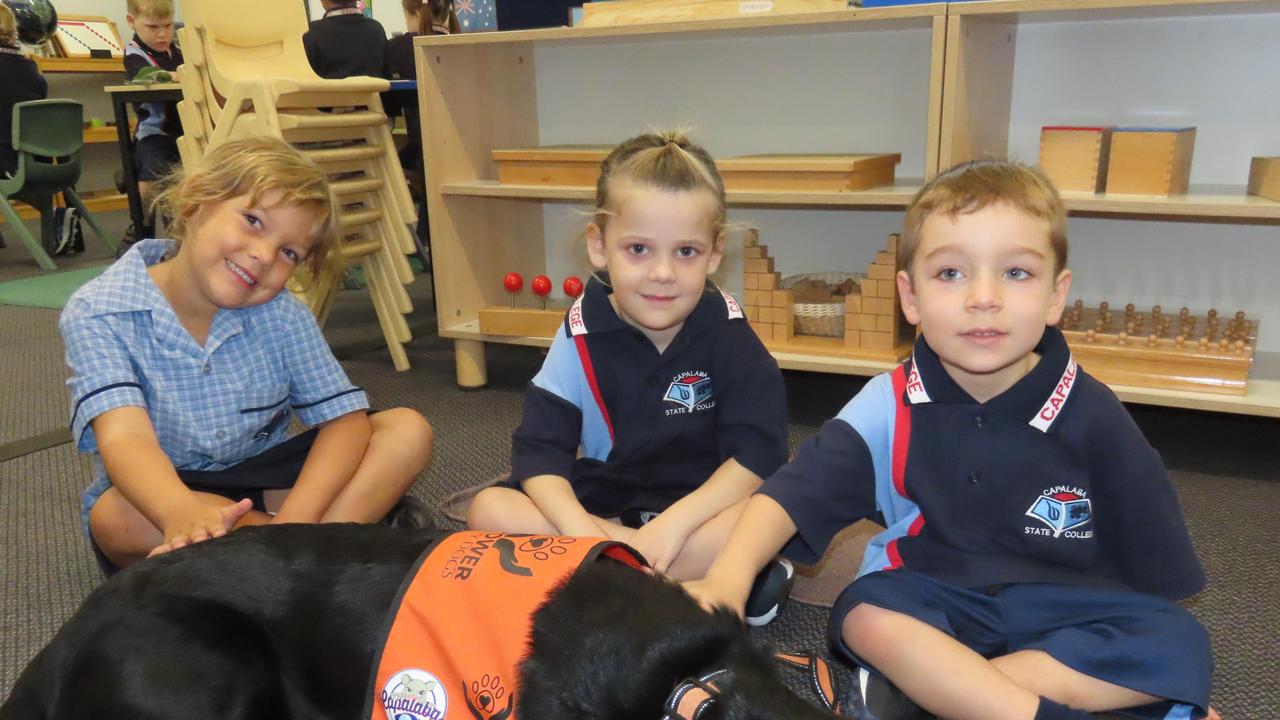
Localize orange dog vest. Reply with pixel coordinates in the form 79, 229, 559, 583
367, 531, 645, 720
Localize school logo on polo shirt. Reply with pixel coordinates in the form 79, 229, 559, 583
664, 370, 715, 415
1024, 485, 1094, 539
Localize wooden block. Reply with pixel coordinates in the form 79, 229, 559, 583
846, 313, 875, 332
876, 251, 894, 266
769, 306, 789, 324
743, 272, 759, 290
885, 234, 900, 253
1247, 157, 1280, 202
876, 314, 896, 333
864, 297, 894, 315
745, 289, 763, 307
758, 273, 779, 291
1039, 126, 1112, 193
582, 0, 848, 28
718, 153, 902, 193
754, 322, 774, 341
772, 323, 791, 341
842, 330, 862, 348
863, 331, 893, 349
744, 245, 766, 259
743, 228, 760, 247
745, 305, 759, 322
845, 294, 862, 314
744, 257, 774, 274
866, 263, 894, 281
771, 290, 791, 308
478, 306, 565, 338
492, 145, 610, 187
870, 279, 896, 299
1105, 127, 1195, 196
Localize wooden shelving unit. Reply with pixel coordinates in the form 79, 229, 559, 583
417, 0, 1280, 418
33, 56, 124, 73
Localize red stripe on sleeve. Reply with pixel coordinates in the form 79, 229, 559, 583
574, 334, 615, 440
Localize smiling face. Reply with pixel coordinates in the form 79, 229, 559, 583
127, 13, 174, 53
587, 182, 724, 350
897, 201, 1072, 402
171, 190, 319, 316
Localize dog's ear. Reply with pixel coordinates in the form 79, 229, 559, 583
519, 560, 744, 719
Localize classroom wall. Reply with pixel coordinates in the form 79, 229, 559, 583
305, 0, 408, 36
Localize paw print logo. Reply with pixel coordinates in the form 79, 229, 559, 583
517, 535, 577, 561
463, 673, 512, 720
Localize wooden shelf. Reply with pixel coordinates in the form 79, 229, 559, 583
417, 5, 940, 49
33, 56, 125, 73
441, 179, 925, 207
79, 192, 129, 213
83, 125, 131, 144
950, 0, 1280, 22
1060, 185, 1280, 221
441, 321, 1280, 416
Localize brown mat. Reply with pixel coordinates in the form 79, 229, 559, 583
790, 520, 882, 609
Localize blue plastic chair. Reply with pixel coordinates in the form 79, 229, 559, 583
0, 99, 115, 270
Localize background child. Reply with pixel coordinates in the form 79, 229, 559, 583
124, 0, 183, 242
303, 0, 388, 80
467, 132, 793, 618
60, 136, 434, 573
685, 160, 1216, 720
0, 2, 47, 179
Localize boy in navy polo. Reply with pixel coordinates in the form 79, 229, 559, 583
686, 160, 1215, 720
124, 0, 183, 241
467, 133, 793, 621
303, 0, 389, 80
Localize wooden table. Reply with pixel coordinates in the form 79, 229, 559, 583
103, 83, 183, 236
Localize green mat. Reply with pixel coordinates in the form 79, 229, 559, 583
0, 264, 110, 309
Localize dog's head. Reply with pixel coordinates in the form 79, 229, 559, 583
518, 560, 841, 720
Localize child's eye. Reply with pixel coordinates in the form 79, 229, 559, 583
936, 268, 963, 281
1005, 268, 1031, 281
280, 247, 300, 264
242, 213, 263, 230
626, 243, 648, 256
676, 246, 700, 258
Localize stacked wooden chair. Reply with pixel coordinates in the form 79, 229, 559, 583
173, 0, 418, 370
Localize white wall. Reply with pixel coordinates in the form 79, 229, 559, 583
305, 0, 408, 35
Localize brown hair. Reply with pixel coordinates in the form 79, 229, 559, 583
402, 0, 460, 34
0, 3, 17, 46
152, 137, 339, 275
127, 0, 174, 19
594, 130, 727, 238
901, 159, 1068, 275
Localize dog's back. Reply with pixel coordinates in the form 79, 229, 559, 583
1, 524, 441, 720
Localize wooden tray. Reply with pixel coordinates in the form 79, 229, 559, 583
492, 145, 611, 187
581, 0, 850, 27
718, 153, 901, 192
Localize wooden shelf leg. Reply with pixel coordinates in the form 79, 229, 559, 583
454, 339, 487, 388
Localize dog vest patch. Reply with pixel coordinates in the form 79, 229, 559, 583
367, 531, 645, 720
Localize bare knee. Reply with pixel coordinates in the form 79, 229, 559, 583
842, 602, 910, 662
466, 487, 512, 530
371, 408, 434, 463
991, 650, 1057, 697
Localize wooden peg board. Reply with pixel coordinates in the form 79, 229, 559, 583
478, 306, 567, 338
53, 15, 125, 59
1058, 300, 1258, 395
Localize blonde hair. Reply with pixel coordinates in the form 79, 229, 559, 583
0, 4, 17, 47
127, 0, 174, 19
594, 130, 727, 239
901, 159, 1068, 275
153, 137, 339, 275
402, 0, 460, 34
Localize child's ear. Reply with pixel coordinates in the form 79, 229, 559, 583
896, 269, 921, 325
1046, 268, 1073, 325
585, 222, 608, 270
705, 230, 726, 275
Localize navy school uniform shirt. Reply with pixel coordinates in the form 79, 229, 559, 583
0, 48, 48, 175
124, 34, 184, 140
510, 274, 790, 517
303, 9, 389, 80
759, 325, 1205, 601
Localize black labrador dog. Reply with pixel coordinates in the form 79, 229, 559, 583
1, 523, 841, 720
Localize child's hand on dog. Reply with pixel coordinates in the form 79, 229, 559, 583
625, 516, 690, 574
148, 498, 253, 557
682, 575, 749, 620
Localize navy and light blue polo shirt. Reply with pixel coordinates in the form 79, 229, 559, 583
760, 326, 1204, 601
510, 274, 789, 517
60, 240, 368, 526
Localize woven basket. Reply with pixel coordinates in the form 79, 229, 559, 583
781, 272, 864, 337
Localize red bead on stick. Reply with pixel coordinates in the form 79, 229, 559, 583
503, 272, 524, 308
563, 275, 584, 298
532, 275, 552, 297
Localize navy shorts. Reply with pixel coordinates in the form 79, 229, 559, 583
133, 134, 180, 182
90, 429, 318, 576
830, 570, 1212, 719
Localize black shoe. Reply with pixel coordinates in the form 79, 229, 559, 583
116, 222, 140, 259
382, 494, 434, 530
53, 207, 83, 256
845, 668, 932, 720
744, 557, 794, 626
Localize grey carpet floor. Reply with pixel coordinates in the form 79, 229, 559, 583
1, 252, 1277, 716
